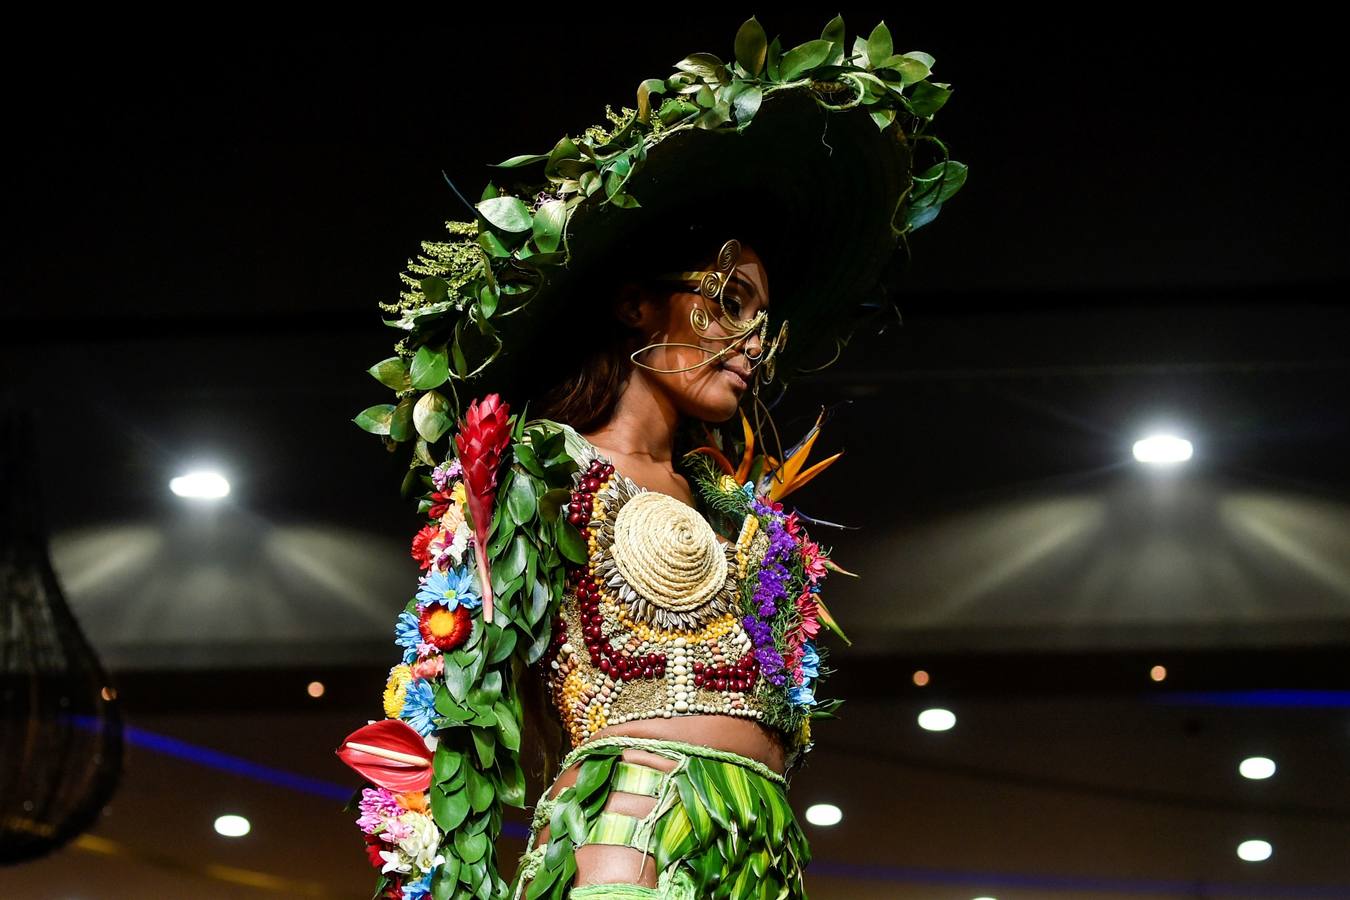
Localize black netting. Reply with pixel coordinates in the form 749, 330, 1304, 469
1, 406, 123, 863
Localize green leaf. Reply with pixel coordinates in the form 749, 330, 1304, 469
779, 39, 832, 80
410, 345, 450, 390
496, 534, 529, 583
506, 473, 538, 526
870, 107, 897, 130
433, 746, 463, 783
445, 657, 471, 703
413, 438, 437, 467
572, 755, 616, 804
353, 404, 396, 435
471, 726, 496, 768
388, 396, 415, 442
367, 356, 411, 391
494, 699, 521, 751
636, 77, 665, 122
494, 151, 550, 168
450, 329, 469, 378
476, 195, 533, 233
530, 198, 566, 254
538, 487, 570, 521
478, 287, 498, 319
674, 52, 726, 82
560, 797, 587, 845
526, 576, 552, 626
733, 17, 768, 75
512, 443, 545, 478
880, 54, 931, 86
413, 390, 452, 442
866, 22, 893, 68
431, 785, 470, 832
765, 37, 783, 81
820, 14, 846, 62
909, 80, 953, 117
557, 520, 587, 564
466, 764, 494, 812
732, 85, 762, 125
420, 276, 449, 304
499, 757, 526, 808
486, 625, 517, 664
454, 828, 488, 863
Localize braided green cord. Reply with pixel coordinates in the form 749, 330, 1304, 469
558, 737, 787, 787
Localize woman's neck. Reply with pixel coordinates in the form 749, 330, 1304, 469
581, 370, 680, 466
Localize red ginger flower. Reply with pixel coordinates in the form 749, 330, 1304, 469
454, 394, 512, 622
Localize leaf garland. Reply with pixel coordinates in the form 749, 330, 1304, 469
400, 418, 579, 900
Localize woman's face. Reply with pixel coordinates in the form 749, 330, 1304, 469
625, 242, 770, 424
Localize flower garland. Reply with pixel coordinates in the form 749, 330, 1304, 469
340, 403, 583, 900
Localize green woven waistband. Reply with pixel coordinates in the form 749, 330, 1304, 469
560, 736, 787, 787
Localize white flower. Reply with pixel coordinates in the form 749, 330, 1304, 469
379, 849, 411, 875
396, 812, 446, 873
447, 521, 470, 565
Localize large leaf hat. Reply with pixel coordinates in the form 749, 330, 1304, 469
357, 15, 966, 469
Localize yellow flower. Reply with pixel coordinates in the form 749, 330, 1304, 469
383, 664, 413, 718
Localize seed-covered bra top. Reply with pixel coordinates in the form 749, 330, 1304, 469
540, 430, 780, 748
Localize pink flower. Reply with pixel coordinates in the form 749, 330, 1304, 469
412, 655, 444, 680
380, 815, 413, 844
356, 787, 401, 834
801, 538, 828, 582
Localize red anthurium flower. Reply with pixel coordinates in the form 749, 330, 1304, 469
335, 719, 433, 793
454, 394, 512, 622
418, 604, 472, 651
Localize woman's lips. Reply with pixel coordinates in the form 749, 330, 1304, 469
721, 366, 748, 390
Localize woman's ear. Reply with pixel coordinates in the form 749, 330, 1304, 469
612, 282, 646, 329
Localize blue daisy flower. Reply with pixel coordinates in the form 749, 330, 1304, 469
402, 873, 433, 900
415, 565, 482, 611
789, 684, 816, 708
394, 611, 421, 664
400, 678, 438, 736
799, 643, 820, 680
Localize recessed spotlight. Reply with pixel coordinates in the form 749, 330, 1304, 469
100, 686, 117, 701
307, 681, 325, 699
214, 814, 250, 837
1133, 435, 1192, 465
912, 670, 930, 687
804, 804, 842, 827
918, 708, 956, 732
170, 471, 230, 499
972, 896, 998, 900
1150, 665, 1167, 682
1239, 757, 1276, 780
1237, 839, 1272, 862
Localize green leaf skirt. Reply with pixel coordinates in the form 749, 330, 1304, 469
511, 736, 811, 900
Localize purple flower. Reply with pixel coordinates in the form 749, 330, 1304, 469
356, 787, 400, 834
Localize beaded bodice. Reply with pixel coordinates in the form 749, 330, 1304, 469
541, 430, 777, 748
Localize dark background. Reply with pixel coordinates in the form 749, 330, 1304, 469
3, 10, 1348, 898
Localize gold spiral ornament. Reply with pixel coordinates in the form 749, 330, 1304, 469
610, 491, 728, 613
716, 239, 741, 272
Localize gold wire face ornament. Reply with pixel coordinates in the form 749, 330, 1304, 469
633, 239, 789, 388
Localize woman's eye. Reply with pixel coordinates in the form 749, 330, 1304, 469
721, 295, 744, 320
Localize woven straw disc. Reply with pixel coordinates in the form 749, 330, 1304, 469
610, 491, 727, 613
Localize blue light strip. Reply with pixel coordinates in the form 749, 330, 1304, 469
1155, 690, 1350, 708
73, 717, 1349, 895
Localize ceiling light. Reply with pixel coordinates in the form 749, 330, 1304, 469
214, 814, 250, 837
1150, 665, 1167, 682
918, 708, 956, 732
1239, 757, 1276, 780
912, 670, 930, 687
1236, 839, 1272, 862
307, 681, 325, 698
170, 471, 230, 499
1133, 435, 1192, 465
804, 803, 842, 827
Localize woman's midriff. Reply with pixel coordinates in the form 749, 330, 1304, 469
529, 715, 786, 888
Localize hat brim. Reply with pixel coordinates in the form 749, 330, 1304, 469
499, 89, 912, 386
